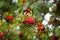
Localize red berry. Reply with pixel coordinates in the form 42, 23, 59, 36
6, 16, 13, 21
22, 0, 26, 3
52, 35, 58, 40
23, 17, 34, 26
23, 20, 27, 24
29, 23, 33, 26
18, 33, 23, 38
25, 9, 31, 13
38, 26, 45, 31
27, 17, 34, 24
56, 3, 60, 7
36, 22, 45, 31
0, 33, 4, 38
37, 22, 42, 27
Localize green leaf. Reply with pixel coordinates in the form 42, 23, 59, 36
55, 28, 60, 36
0, 1, 5, 8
